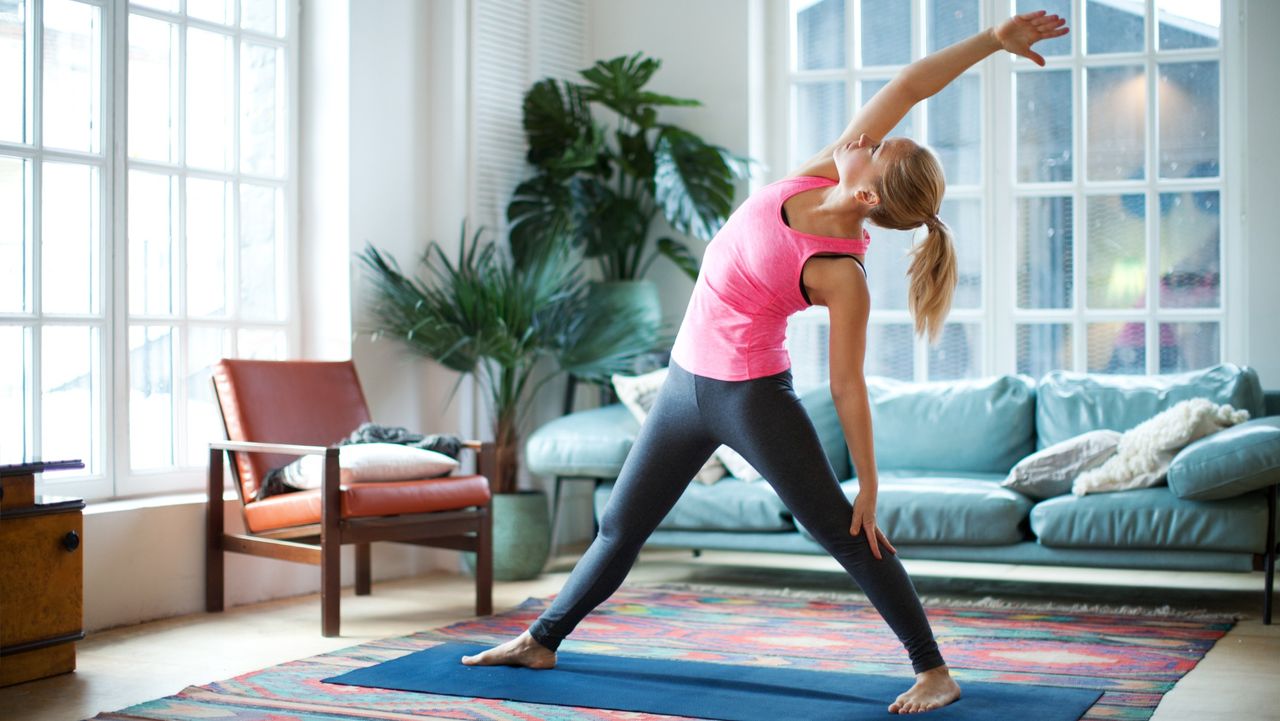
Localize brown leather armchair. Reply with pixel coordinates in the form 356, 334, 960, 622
206, 359, 493, 637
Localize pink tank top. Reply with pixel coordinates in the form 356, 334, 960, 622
670, 175, 870, 381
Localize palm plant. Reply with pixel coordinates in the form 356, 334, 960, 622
508, 52, 750, 280
360, 228, 657, 494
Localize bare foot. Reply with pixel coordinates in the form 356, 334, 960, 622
888, 665, 962, 714
460, 631, 557, 669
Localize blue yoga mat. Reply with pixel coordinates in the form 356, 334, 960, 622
325, 642, 1102, 720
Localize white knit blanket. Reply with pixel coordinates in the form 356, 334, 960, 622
1072, 398, 1250, 496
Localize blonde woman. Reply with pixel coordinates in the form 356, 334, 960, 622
463, 10, 1068, 715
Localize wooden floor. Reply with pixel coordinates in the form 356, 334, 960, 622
2, 547, 1277, 721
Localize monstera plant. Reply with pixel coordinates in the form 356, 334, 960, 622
508, 52, 749, 283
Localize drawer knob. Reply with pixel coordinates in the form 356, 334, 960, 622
62, 531, 80, 552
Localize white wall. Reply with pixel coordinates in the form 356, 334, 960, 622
1242, 0, 1280, 383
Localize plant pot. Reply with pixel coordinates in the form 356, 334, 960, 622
587, 279, 662, 332
463, 490, 551, 581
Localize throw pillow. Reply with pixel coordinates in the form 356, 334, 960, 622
280, 442, 459, 490
1167, 416, 1280, 501
612, 368, 731, 484
1072, 398, 1250, 496
1001, 429, 1121, 500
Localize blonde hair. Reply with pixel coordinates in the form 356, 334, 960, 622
868, 143, 957, 346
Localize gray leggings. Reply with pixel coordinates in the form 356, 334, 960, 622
528, 359, 945, 674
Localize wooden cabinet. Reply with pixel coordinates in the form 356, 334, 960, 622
0, 461, 85, 687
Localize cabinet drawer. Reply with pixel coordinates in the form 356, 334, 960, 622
0, 510, 83, 648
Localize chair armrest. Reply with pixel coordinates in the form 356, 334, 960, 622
209, 440, 334, 456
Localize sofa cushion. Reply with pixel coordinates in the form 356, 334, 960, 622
1167, 416, 1280, 501
798, 470, 1032, 545
1029, 486, 1269, 553
1035, 363, 1265, 450
855, 375, 1036, 474
527, 404, 640, 478
593, 478, 794, 532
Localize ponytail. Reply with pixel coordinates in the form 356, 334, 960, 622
906, 218, 957, 346
868, 143, 958, 346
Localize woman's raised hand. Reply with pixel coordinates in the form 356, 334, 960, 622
994, 9, 1070, 67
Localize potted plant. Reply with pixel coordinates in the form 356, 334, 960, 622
508, 52, 750, 331
359, 229, 655, 579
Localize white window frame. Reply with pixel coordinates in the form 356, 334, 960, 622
0, 0, 298, 501
769, 0, 1242, 382
114, 0, 299, 499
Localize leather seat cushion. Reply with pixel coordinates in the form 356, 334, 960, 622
243, 474, 491, 532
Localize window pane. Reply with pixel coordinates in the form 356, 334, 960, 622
127, 13, 178, 163
794, 81, 845, 163
130, 0, 178, 11
928, 74, 979, 185
238, 327, 284, 359
1159, 61, 1218, 179
0, 0, 30, 143
1087, 65, 1145, 181
239, 183, 280, 320
1086, 194, 1146, 309
1017, 196, 1073, 309
186, 28, 234, 171
0, 156, 30, 312
928, 0, 978, 53
862, 80, 915, 138
42, 0, 101, 153
1015, 70, 1072, 183
187, 177, 231, 317
866, 323, 913, 380
0, 325, 30, 463
927, 322, 979, 380
785, 311, 830, 394
240, 42, 282, 176
189, 0, 235, 25
129, 325, 174, 469
1017, 323, 1072, 378
1157, 0, 1219, 50
41, 161, 100, 315
1085, 0, 1144, 55
240, 0, 280, 36
868, 225, 913, 310
1159, 191, 1219, 309
41, 324, 99, 472
1087, 321, 1145, 374
187, 326, 229, 464
860, 0, 911, 66
793, 0, 844, 71
940, 197, 980, 309
1017, 0, 1071, 57
1159, 322, 1218, 374
128, 170, 178, 316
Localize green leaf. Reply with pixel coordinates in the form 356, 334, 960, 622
523, 79, 598, 171
656, 237, 701, 281
579, 53, 698, 127
508, 174, 573, 268
567, 176, 649, 262
653, 127, 739, 240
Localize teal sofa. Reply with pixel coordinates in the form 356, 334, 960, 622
527, 363, 1280, 622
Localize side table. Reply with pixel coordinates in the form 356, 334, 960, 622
0, 459, 85, 687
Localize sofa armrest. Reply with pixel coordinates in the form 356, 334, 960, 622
1167, 416, 1280, 501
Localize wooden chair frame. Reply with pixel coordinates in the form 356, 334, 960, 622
206, 439, 495, 637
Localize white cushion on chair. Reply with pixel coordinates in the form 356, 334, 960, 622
281, 443, 459, 489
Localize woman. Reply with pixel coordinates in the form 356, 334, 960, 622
463, 10, 1068, 715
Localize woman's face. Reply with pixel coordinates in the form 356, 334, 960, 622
832, 134, 915, 194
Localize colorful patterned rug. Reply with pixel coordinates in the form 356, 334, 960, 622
91, 586, 1234, 721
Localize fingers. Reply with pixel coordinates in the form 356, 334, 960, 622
1025, 49, 1046, 66
1017, 9, 1047, 21
866, 523, 882, 560
877, 527, 898, 556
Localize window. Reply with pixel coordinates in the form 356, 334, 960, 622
782, 0, 1226, 388
0, 0, 294, 499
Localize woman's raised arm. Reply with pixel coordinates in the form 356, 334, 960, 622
788, 10, 1068, 180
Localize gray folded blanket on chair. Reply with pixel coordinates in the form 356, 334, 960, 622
255, 423, 464, 501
